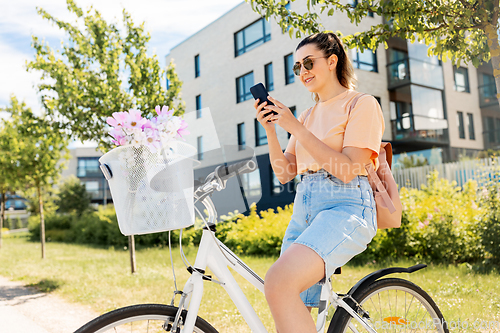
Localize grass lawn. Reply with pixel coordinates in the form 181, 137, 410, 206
1, 234, 499, 332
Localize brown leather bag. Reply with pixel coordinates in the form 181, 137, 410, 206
348, 94, 402, 229
365, 142, 402, 229
302, 93, 402, 229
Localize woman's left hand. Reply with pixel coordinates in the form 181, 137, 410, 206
265, 96, 301, 135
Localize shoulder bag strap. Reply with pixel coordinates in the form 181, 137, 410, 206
348, 93, 367, 114
302, 106, 314, 124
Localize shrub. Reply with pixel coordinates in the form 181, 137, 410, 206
56, 176, 92, 215
478, 167, 500, 266
355, 171, 484, 265
223, 204, 292, 256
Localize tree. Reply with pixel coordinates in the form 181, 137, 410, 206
3, 96, 69, 259
56, 175, 92, 215
0, 121, 23, 249
26, 0, 185, 271
26, 0, 185, 151
247, 0, 500, 102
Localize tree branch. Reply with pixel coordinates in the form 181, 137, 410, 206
457, 0, 473, 10
492, 0, 500, 24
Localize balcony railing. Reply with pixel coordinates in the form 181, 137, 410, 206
387, 59, 410, 88
391, 115, 449, 144
387, 58, 444, 90
479, 83, 498, 108
87, 189, 112, 201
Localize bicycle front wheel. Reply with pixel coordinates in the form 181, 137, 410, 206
328, 278, 449, 333
74, 304, 218, 333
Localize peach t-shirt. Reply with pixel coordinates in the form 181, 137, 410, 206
285, 90, 385, 176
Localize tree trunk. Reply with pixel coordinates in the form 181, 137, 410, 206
37, 185, 45, 259
484, 23, 500, 105
129, 235, 136, 274
0, 190, 5, 249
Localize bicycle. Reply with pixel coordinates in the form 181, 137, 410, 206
75, 158, 449, 333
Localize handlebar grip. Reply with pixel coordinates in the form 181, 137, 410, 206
217, 159, 257, 181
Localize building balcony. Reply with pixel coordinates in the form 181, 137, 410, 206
387, 58, 444, 90
87, 188, 112, 202
479, 83, 498, 108
391, 115, 449, 145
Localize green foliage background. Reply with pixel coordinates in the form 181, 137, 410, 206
27, 170, 500, 267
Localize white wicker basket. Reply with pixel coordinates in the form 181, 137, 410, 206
99, 141, 197, 236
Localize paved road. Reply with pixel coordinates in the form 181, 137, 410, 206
0, 276, 99, 333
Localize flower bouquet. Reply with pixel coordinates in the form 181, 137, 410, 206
99, 106, 197, 236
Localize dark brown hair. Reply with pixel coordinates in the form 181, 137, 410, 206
296, 32, 357, 101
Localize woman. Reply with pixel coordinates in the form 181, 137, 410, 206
254, 32, 384, 332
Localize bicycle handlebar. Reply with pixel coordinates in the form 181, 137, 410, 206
216, 159, 257, 182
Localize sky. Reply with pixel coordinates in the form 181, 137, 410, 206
0, 0, 244, 116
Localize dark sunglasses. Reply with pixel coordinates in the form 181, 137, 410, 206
292, 56, 329, 76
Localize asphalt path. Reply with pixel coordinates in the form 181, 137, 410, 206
0, 276, 98, 333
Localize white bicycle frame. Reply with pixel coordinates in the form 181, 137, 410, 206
175, 193, 377, 333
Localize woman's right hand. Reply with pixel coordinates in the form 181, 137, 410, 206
254, 99, 276, 133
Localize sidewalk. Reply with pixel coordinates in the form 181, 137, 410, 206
0, 276, 98, 333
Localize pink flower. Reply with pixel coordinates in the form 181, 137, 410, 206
142, 119, 155, 130
107, 112, 128, 128
427, 213, 433, 220
176, 119, 189, 139
123, 109, 147, 129
112, 137, 127, 146
143, 128, 160, 153
434, 207, 440, 212
418, 221, 425, 229
423, 219, 430, 226
155, 105, 174, 117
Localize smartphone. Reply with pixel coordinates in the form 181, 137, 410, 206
250, 83, 277, 119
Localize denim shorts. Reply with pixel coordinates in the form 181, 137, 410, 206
280, 170, 377, 307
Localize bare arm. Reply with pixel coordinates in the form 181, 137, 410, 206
265, 96, 372, 184
255, 99, 298, 184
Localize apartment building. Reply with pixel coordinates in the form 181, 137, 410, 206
61, 147, 111, 205
162, 1, 498, 212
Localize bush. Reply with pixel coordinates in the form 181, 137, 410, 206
355, 171, 484, 265
25, 169, 500, 267
479, 168, 500, 266
56, 176, 92, 215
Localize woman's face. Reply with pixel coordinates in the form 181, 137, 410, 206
295, 44, 335, 92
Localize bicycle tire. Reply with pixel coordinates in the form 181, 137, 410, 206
327, 278, 449, 333
74, 303, 218, 333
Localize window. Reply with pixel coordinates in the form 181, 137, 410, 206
166, 78, 170, 90
240, 170, 262, 197
234, 18, 271, 57
237, 123, 246, 149
486, 117, 495, 144
77, 157, 101, 178
349, 0, 374, 17
284, 53, 295, 85
236, 72, 254, 103
351, 49, 378, 72
265, 63, 274, 91
197, 136, 203, 160
196, 95, 202, 118
479, 73, 497, 106
467, 113, 475, 140
83, 181, 100, 199
457, 111, 465, 139
288, 106, 296, 138
496, 118, 500, 144
453, 67, 470, 93
194, 54, 200, 78
270, 166, 283, 196
255, 119, 268, 146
